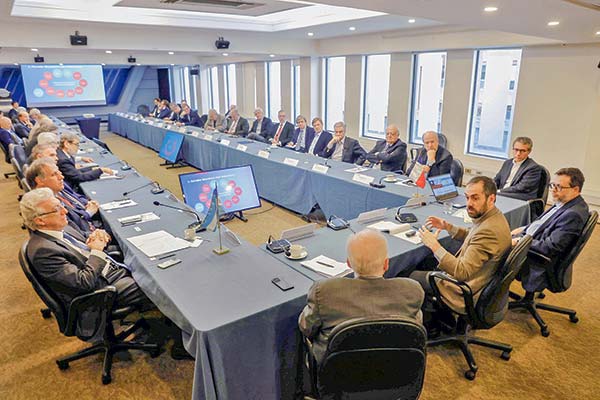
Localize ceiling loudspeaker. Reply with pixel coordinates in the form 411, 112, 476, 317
190, 67, 200, 75
34, 54, 44, 63
128, 56, 137, 63
70, 31, 88, 46
215, 36, 230, 50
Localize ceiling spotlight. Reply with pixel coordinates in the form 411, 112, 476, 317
484, 6, 498, 12
307, 32, 314, 36
408, 19, 416, 23
170, 63, 175, 66
101, 63, 106, 66
596, 31, 600, 35
222, 53, 229, 56
136, 63, 141, 66
105, 50, 112, 54
349, 26, 356, 31
13, 62, 19, 66
30, 48, 38, 52
269, 54, 275, 58
547, 21, 560, 26
168, 51, 175, 55
59, 63, 63, 66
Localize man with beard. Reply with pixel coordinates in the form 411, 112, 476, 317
409, 176, 511, 315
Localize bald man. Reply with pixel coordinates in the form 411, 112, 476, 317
364, 124, 407, 172
406, 131, 453, 178
298, 229, 424, 364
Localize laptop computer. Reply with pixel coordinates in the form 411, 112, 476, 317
427, 173, 467, 207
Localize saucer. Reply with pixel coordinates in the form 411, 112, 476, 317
285, 250, 308, 260
383, 177, 398, 183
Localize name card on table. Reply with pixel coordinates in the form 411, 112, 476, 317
258, 150, 270, 159
236, 144, 248, 152
283, 158, 299, 166
203, 134, 213, 141
191, 131, 200, 138
179, 127, 187, 134
352, 173, 374, 185
312, 163, 329, 174
148, 121, 154, 126
221, 139, 231, 146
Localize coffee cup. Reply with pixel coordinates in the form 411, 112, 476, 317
289, 244, 305, 258
184, 228, 196, 241
385, 174, 397, 182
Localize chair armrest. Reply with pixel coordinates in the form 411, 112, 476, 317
428, 271, 476, 312
528, 249, 551, 264
63, 286, 117, 336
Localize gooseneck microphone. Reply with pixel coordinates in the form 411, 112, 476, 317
123, 181, 163, 197
153, 200, 202, 228
369, 176, 386, 189
120, 160, 132, 171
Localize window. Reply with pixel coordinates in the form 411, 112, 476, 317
467, 48, 522, 158
209, 66, 220, 111
292, 64, 300, 119
224, 64, 237, 108
266, 61, 281, 119
169, 66, 197, 109
409, 52, 447, 144
323, 57, 346, 130
362, 54, 391, 138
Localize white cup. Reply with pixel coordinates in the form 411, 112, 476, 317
184, 228, 196, 241
289, 244, 305, 258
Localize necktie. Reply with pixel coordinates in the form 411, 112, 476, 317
273, 123, 284, 143
296, 129, 305, 150
228, 119, 238, 134
309, 132, 320, 154
63, 231, 91, 254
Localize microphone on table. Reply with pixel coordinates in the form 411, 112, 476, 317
123, 181, 164, 197
369, 177, 386, 189
120, 160, 132, 171
153, 200, 204, 230
321, 158, 331, 168
104, 160, 125, 169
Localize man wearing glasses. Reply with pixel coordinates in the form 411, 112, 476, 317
494, 137, 542, 200
511, 168, 589, 293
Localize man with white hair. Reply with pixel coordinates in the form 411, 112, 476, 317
57, 132, 113, 187
320, 121, 366, 164
406, 130, 453, 178
20, 188, 151, 310
298, 229, 424, 364
29, 108, 42, 124
0, 116, 18, 162
247, 108, 272, 142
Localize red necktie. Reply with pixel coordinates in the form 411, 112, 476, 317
273, 123, 284, 142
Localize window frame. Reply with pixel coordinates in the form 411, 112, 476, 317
361, 53, 391, 140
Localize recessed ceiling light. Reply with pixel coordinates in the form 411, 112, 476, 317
136, 63, 141, 66
105, 50, 112, 54
13, 62, 19, 66
170, 63, 175, 66
548, 21, 560, 26
307, 32, 314, 36
484, 6, 498, 12
30, 48, 38, 52
349, 26, 356, 31
101, 63, 106, 66
59, 63, 63, 66
222, 53, 229, 56
408, 19, 416, 24
595, 31, 600, 35
168, 51, 175, 55
269, 54, 275, 58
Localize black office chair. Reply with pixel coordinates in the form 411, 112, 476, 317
18, 241, 159, 384
527, 166, 550, 221
91, 137, 112, 153
437, 133, 448, 149
136, 104, 150, 115
303, 317, 427, 399
198, 114, 208, 127
450, 159, 464, 187
509, 211, 598, 337
428, 236, 532, 380
409, 146, 421, 163
12, 144, 27, 170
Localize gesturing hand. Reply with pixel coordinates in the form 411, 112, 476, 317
418, 226, 441, 252
426, 216, 447, 231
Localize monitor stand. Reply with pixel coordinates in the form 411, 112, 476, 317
160, 159, 187, 169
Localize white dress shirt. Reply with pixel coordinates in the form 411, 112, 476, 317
503, 159, 525, 189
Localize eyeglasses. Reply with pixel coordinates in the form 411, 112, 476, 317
512, 148, 530, 153
548, 183, 574, 191
36, 204, 64, 217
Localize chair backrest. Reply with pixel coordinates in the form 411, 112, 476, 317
450, 158, 464, 187
12, 144, 27, 169
137, 104, 150, 115
470, 236, 533, 329
91, 137, 111, 152
537, 165, 550, 203
409, 146, 421, 162
549, 210, 598, 292
18, 241, 68, 332
318, 317, 427, 400
11, 157, 23, 179
437, 133, 448, 149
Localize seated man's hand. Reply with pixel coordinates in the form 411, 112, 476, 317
86, 233, 109, 251
426, 149, 437, 164
512, 237, 520, 247
418, 226, 441, 252
81, 156, 94, 163
99, 167, 114, 175
426, 216, 448, 231
286, 142, 295, 147
85, 200, 99, 215
511, 226, 525, 236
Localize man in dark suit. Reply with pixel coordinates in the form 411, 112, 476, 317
0, 116, 16, 163
247, 108, 272, 142
165, 104, 182, 122
494, 137, 542, 201
221, 108, 249, 136
365, 124, 407, 172
156, 100, 171, 119
406, 131, 453, 178
7, 100, 19, 121
149, 98, 160, 117
14, 111, 33, 139
287, 115, 315, 152
320, 121, 367, 164
20, 188, 151, 310
299, 229, 424, 365
57, 132, 114, 188
306, 117, 332, 157
511, 168, 589, 294
269, 110, 295, 146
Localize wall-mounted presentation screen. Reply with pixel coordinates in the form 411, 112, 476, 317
20, 64, 107, 107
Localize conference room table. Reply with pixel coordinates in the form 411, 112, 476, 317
109, 113, 512, 222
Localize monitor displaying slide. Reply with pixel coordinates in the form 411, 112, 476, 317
20, 64, 107, 107
179, 165, 261, 215
158, 131, 185, 163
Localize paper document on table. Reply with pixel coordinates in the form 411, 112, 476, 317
301, 255, 352, 278
99, 170, 122, 179
452, 208, 473, 224
344, 166, 369, 173
393, 230, 422, 244
101, 199, 137, 210
127, 230, 191, 258
78, 162, 99, 168
118, 212, 160, 225
367, 221, 411, 235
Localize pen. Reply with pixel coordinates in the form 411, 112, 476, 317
316, 260, 335, 268
158, 253, 176, 260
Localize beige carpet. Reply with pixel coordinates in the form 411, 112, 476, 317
0, 129, 598, 399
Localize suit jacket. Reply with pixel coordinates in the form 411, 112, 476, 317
298, 276, 424, 364
290, 127, 316, 152
406, 146, 453, 178
0, 128, 14, 163
204, 114, 225, 131
365, 139, 407, 172
56, 191, 93, 234
224, 117, 250, 136
57, 148, 102, 187
270, 121, 295, 146
320, 136, 367, 165
437, 206, 511, 314
150, 105, 159, 117
7, 108, 18, 121
494, 157, 542, 201
250, 117, 273, 137
307, 130, 333, 156
185, 110, 205, 127
156, 108, 170, 119
14, 121, 31, 139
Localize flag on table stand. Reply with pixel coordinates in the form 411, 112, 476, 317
199, 186, 219, 232
415, 170, 427, 189
408, 162, 427, 189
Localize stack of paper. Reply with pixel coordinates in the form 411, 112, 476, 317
127, 230, 191, 258
367, 221, 421, 244
301, 255, 352, 278
100, 199, 137, 211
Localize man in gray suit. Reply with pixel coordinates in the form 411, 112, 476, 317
494, 136, 543, 201
20, 188, 151, 310
320, 121, 367, 164
298, 229, 425, 365
221, 108, 249, 137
